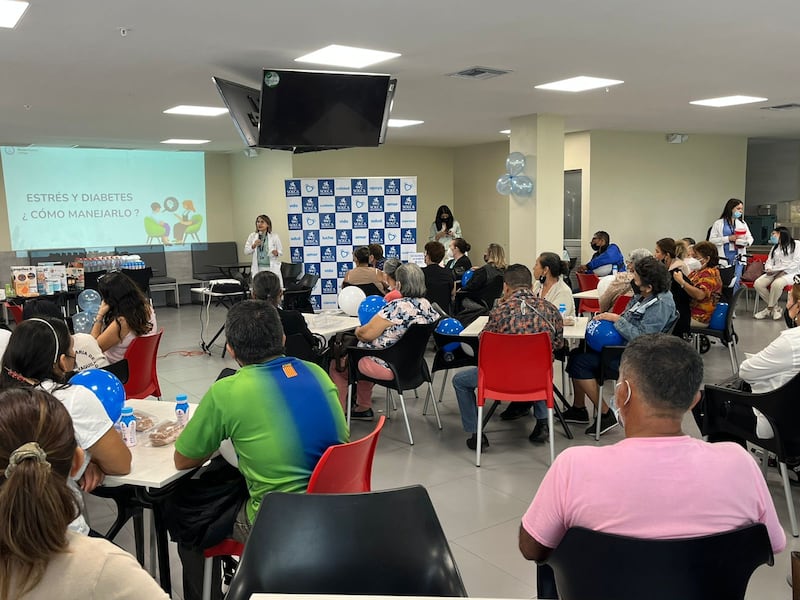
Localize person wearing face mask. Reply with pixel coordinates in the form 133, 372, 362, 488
429, 205, 462, 260
596, 248, 652, 313
753, 226, 800, 320
518, 334, 786, 568
576, 230, 625, 276
445, 238, 472, 282
655, 237, 692, 338
531, 252, 574, 316
672, 241, 722, 329
709, 198, 753, 291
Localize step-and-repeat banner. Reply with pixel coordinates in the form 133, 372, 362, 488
286, 177, 418, 310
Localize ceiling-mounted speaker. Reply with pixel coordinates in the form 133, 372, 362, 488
665, 133, 688, 144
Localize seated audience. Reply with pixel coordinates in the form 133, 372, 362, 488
564, 257, 677, 436
368, 243, 385, 270
329, 264, 439, 420
656, 237, 692, 338
654, 237, 690, 276
453, 264, 564, 449
518, 334, 786, 565
532, 252, 574, 316
0, 317, 131, 534
446, 238, 472, 281
681, 237, 702, 272
91, 271, 157, 363
576, 230, 625, 276
173, 300, 347, 600
342, 246, 386, 294
456, 243, 506, 323
423, 241, 456, 313
597, 248, 652, 312
0, 387, 168, 599
382, 258, 403, 302
252, 270, 315, 347
753, 226, 800, 320
672, 240, 722, 329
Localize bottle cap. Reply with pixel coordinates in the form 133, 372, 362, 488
121, 406, 133, 415
176, 394, 188, 402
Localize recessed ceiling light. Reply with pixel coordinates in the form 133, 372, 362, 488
295, 44, 401, 69
499, 129, 511, 135
387, 119, 423, 128
160, 139, 210, 145
689, 95, 768, 107
0, 0, 29, 28
535, 76, 624, 92
164, 105, 229, 117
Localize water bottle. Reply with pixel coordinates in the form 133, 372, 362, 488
119, 406, 137, 447
612, 264, 618, 275
559, 303, 567, 317
175, 394, 190, 428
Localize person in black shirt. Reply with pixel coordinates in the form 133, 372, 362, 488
446, 237, 472, 282
252, 271, 315, 347
423, 241, 456, 314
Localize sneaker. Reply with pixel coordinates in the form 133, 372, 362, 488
528, 420, 549, 444
561, 405, 590, 424
585, 411, 618, 436
466, 433, 490, 451
501, 402, 532, 421
773, 306, 784, 320
754, 307, 772, 320
351, 407, 374, 421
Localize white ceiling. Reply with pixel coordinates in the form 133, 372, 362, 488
2, 0, 800, 152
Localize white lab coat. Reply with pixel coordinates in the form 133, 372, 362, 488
708, 218, 753, 266
244, 231, 283, 286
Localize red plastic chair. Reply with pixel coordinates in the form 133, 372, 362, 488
476, 332, 555, 466
122, 329, 163, 400
201, 417, 386, 600
610, 294, 631, 315
5, 303, 23, 324
576, 272, 601, 315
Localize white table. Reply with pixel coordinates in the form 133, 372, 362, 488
304, 311, 360, 339
573, 288, 599, 300
459, 315, 588, 340
191, 287, 247, 356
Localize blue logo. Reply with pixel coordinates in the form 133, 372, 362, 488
302, 197, 318, 213
351, 178, 367, 195
305, 263, 320, 276
386, 232, 398, 242
304, 231, 320, 246
354, 199, 365, 209
336, 230, 352, 245
385, 245, 401, 259
285, 180, 301, 197
321, 247, 336, 262
304, 184, 315, 193
290, 247, 304, 263
310, 295, 321, 311
401, 228, 416, 244
401, 195, 417, 211
384, 212, 400, 228
288, 214, 302, 230
369, 229, 384, 244
403, 182, 414, 192
318, 179, 334, 196
321, 279, 337, 295
384, 178, 400, 195
368, 196, 384, 212
319, 213, 335, 229
306, 217, 317, 226
352, 213, 368, 229
335, 196, 351, 212
339, 249, 351, 259
337, 262, 351, 278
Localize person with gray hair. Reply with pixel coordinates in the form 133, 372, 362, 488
329, 262, 439, 420
598, 247, 653, 312
519, 333, 785, 569
382, 257, 403, 301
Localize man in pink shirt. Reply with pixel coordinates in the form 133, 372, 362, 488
519, 333, 786, 568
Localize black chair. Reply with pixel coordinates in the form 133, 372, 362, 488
704, 372, 800, 537
544, 524, 773, 600
120, 267, 152, 296
190, 241, 239, 281
343, 281, 384, 297
83, 269, 107, 291
593, 345, 626, 441
280, 262, 303, 286
115, 244, 177, 288
225, 486, 467, 600
28, 247, 86, 266
102, 358, 129, 384
284, 333, 316, 363
691, 287, 745, 374
426, 331, 479, 411
347, 323, 439, 445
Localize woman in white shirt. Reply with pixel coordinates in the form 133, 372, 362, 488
244, 214, 283, 287
428, 205, 462, 261
753, 226, 800, 320
708, 198, 753, 290
532, 252, 575, 316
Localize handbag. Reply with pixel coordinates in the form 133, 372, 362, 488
741, 260, 764, 283
330, 331, 358, 373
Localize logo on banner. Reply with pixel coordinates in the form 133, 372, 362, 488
305, 216, 318, 227
318, 179, 334, 196
288, 214, 302, 230
384, 212, 400, 228
319, 213, 335, 229
302, 197, 318, 213
369, 229, 384, 244
401, 196, 417, 211
320, 230, 336, 245
285, 180, 301, 197
290, 247, 304, 263
304, 184, 315, 193
336, 230, 352, 245
304, 231, 319, 246
404, 182, 414, 192
321, 279, 337, 295
368, 196, 384, 212
351, 179, 367, 195
384, 179, 400, 195
386, 245, 401, 259
401, 228, 416, 244
305, 263, 320, 276
335, 196, 351, 212
386, 231, 399, 242
337, 262, 351, 278
311, 296, 321, 311
352, 213, 368, 229
321, 247, 336, 262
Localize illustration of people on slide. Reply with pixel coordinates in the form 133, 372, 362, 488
144, 197, 203, 244
172, 199, 197, 243
150, 202, 171, 245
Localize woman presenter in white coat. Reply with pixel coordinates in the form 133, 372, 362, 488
244, 214, 283, 287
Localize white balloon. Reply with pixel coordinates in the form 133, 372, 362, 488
338, 286, 366, 316
511, 175, 534, 197
496, 174, 512, 195
506, 152, 526, 176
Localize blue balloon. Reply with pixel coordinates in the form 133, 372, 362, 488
506, 152, 526, 176
358, 295, 387, 326
461, 269, 475, 287
78, 289, 102, 312
496, 174, 512, 195
709, 303, 729, 330
436, 318, 464, 352
69, 368, 125, 422
511, 175, 534, 197
585, 319, 625, 352
72, 311, 94, 334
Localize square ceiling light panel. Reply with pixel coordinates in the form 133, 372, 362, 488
689, 95, 768, 107
295, 44, 400, 69
164, 105, 229, 117
535, 76, 623, 92
0, 0, 30, 28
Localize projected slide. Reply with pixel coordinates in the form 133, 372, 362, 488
1, 146, 206, 250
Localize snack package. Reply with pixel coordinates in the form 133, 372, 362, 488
149, 420, 183, 447
133, 410, 156, 432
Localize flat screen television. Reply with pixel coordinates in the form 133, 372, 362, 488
257, 69, 396, 150
212, 76, 261, 148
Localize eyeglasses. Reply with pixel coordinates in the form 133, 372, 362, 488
794, 274, 800, 286
65, 353, 76, 361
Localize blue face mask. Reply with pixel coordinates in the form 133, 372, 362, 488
733, 210, 742, 219
770, 235, 779, 245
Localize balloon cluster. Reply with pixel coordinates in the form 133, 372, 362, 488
72, 289, 102, 334
496, 152, 534, 197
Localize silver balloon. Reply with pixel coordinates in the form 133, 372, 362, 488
496, 174, 512, 195
72, 311, 94, 334
511, 175, 534, 197
506, 152, 526, 176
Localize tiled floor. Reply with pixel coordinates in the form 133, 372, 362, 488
84, 299, 798, 599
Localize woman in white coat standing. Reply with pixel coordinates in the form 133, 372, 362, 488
244, 214, 283, 287
708, 198, 753, 291
753, 226, 800, 320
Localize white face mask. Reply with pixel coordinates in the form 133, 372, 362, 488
614, 380, 632, 428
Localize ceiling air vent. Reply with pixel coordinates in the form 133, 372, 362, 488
447, 66, 511, 80
761, 103, 800, 111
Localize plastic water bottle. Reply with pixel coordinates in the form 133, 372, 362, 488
175, 394, 190, 428
119, 406, 137, 447
559, 303, 567, 317
612, 264, 618, 275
